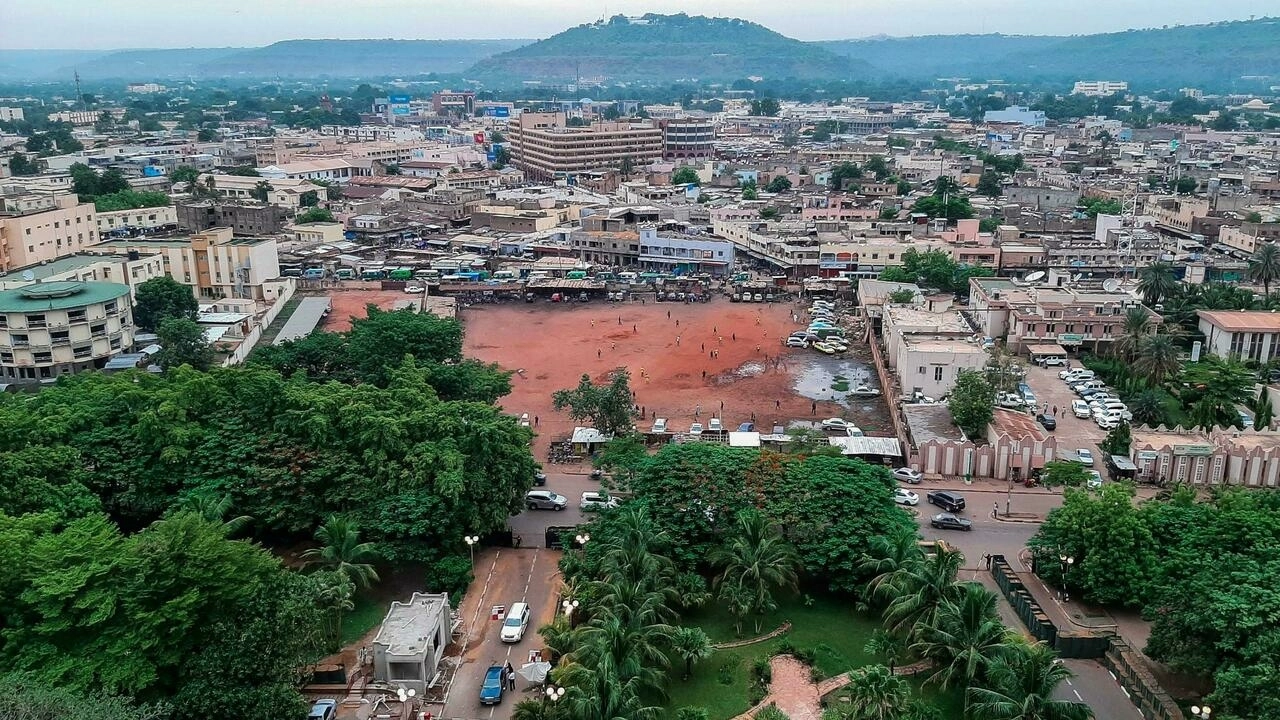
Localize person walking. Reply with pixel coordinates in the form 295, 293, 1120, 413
534, 416, 539, 427
811, 401, 817, 415
633, 324, 637, 332
667, 310, 671, 319
776, 399, 781, 409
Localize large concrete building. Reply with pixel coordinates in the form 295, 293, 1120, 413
1071, 80, 1129, 96
509, 112, 664, 180
176, 201, 290, 236
0, 192, 98, 272
91, 227, 285, 302
1198, 310, 1280, 364
658, 117, 716, 161
0, 280, 134, 382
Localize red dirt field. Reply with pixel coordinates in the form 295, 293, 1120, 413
321, 289, 410, 332
462, 299, 846, 460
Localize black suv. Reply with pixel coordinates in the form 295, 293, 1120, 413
930, 513, 973, 531
1037, 413, 1057, 431
926, 490, 966, 512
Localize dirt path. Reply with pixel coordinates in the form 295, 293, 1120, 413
736, 655, 823, 720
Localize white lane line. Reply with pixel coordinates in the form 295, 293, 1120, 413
1074, 689, 1084, 701
440, 549, 502, 713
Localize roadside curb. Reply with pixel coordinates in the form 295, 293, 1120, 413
993, 514, 1045, 524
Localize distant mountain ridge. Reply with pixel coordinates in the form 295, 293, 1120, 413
465, 14, 871, 85
820, 18, 1280, 88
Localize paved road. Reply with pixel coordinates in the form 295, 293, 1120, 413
911, 485, 1062, 564
507, 469, 600, 547
1061, 659, 1143, 720
1022, 363, 1108, 469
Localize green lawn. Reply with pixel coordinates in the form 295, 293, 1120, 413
662, 594, 963, 720
339, 591, 389, 646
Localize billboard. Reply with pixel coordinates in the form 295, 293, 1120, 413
392, 107, 410, 115
485, 106, 511, 118
474, 131, 486, 144
389, 94, 411, 104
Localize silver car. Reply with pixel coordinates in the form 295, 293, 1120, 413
525, 490, 568, 510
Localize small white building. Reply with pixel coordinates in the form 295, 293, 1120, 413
371, 592, 453, 695
1198, 310, 1280, 363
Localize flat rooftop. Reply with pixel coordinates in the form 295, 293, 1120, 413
990, 408, 1046, 440
93, 235, 271, 249
901, 337, 987, 354
1197, 310, 1280, 332
373, 591, 450, 656
274, 296, 331, 345
902, 403, 966, 445
0, 252, 152, 283
1133, 429, 1213, 450
884, 306, 972, 334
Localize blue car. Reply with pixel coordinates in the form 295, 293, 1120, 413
480, 665, 505, 705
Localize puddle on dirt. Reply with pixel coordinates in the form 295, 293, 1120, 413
794, 357, 880, 409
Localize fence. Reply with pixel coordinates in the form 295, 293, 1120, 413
220, 281, 298, 367
988, 555, 1184, 720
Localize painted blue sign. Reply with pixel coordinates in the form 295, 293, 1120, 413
485, 106, 511, 118
389, 94, 411, 104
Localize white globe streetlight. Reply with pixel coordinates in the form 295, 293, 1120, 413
464, 535, 480, 566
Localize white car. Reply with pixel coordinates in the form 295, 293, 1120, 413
708, 418, 723, 432
580, 491, 619, 511
404, 285, 425, 294
1096, 415, 1120, 430
1071, 400, 1092, 418
892, 467, 924, 484
1075, 449, 1094, 466
1086, 470, 1104, 489
813, 342, 838, 355
688, 422, 703, 437
785, 337, 809, 348
821, 417, 854, 430
893, 488, 920, 506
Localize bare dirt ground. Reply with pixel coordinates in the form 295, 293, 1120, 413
462, 299, 847, 460
322, 290, 411, 332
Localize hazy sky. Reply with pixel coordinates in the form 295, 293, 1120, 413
1, 0, 1274, 49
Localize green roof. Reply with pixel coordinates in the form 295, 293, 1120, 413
0, 281, 130, 313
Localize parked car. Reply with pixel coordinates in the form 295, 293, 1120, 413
533, 471, 547, 486
580, 491, 619, 511
1071, 400, 1092, 418
997, 392, 1025, 409
524, 490, 568, 510
689, 422, 703, 437
404, 285, 425, 294
926, 490, 966, 512
308, 700, 337, 720
930, 513, 973, 531
1061, 369, 1096, 382
708, 418, 723, 432
821, 417, 854, 431
1040, 356, 1068, 367
1095, 415, 1121, 430
812, 342, 838, 354
892, 467, 924, 484
1037, 414, 1057, 431
785, 337, 809, 348
500, 601, 531, 643
738, 422, 755, 432
893, 488, 920, 506
652, 418, 668, 433
1075, 448, 1094, 465
1087, 470, 1104, 489
480, 665, 506, 705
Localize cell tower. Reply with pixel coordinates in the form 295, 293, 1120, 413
1121, 187, 1140, 280
74, 71, 87, 110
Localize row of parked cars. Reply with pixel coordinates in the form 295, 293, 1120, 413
786, 300, 849, 354
1059, 368, 1132, 430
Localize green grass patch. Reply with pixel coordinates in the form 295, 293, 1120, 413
339, 592, 388, 646
831, 380, 851, 392
663, 594, 967, 720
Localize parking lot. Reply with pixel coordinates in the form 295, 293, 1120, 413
1022, 363, 1110, 469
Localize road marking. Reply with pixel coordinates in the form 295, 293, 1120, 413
1065, 678, 1073, 686
1074, 689, 1084, 701
439, 549, 503, 713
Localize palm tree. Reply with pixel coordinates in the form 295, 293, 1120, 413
1137, 262, 1179, 307
912, 583, 1012, 696
1133, 333, 1182, 387
881, 544, 965, 640
1111, 307, 1152, 361
1128, 389, 1169, 427
840, 664, 912, 720
558, 656, 663, 720
864, 629, 909, 674
967, 642, 1094, 720
669, 626, 714, 679
1249, 241, 1280, 297
179, 491, 252, 534
539, 616, 576, 663
570, 611, 671, 694
709, 510, 801, 633
301, 515, 380, 589
857, 525, 924, 605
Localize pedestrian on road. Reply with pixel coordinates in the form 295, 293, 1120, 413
633, 324, 637, 332
676, 319, 680, 327
775, 399, 781, 409
676, 336, 681, 346
702, 369, 707, 379
618, 316, 622, 325
811, 401, 817, 415
597, 348, 602, 358
667, 310, 671, 319
701, 342, 705, 352
732, 333, 736, 341
534, 416, 539, 427
713, 325, 718, 333
591, 319, 595, 328
1052, 405, 1058, 417
993, 502, 999, 519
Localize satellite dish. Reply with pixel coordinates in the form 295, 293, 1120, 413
21, 270, 34, 282
1103, 279, 1121, 292
1025, 271, 1046, 283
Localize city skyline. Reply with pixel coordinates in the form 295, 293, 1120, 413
0, 0, 1273, 50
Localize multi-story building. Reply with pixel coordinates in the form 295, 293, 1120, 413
1071, 80, 1129, 97
90, 227, 285, 302
195, 174, 323, 210
636, 226, 734, 276
0, 280, 134, 382
982, 106, 1047, 127
882, 302, 986, 398
1197, 310, 1280, 363
125, 83, 167, 94
319, 125, 426, 143
0, 192, 98, 271
258, 158, 364, 183
0, 253, 166, 296
970, 277, 1160, 354
1217, 223, 1280, 256
658, 117, 715, 162
431, 90, 475, 116
176, 201, 290, 236
0, 107, 24, 122
509, 112, 663, 181
46, 110, 102, 125
96, 205, 178, 236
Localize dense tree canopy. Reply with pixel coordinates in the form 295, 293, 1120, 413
133, 276, 199, 332
948, 370, 996, 440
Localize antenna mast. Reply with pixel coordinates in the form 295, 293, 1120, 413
74, 71, 87, 111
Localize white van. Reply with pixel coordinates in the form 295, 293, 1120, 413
619, 271, 638, 283
500, 602, 530, 643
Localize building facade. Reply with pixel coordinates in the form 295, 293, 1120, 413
658, 117, 715, 161
176, 201, 290, 236
0, 193, 98, 271
509, 112, 664, 180
92, 227, 284, 301
96, 205, 178, 236
1071, 80, 1129, 96
1198, 310, 1280, 363
636, 226, 734, 276
0, 280, 134, 382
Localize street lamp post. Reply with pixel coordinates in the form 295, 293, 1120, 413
545, 684, 566, 709
1059, 554, 1075, 603
575, 533, 590, 549
464, 535, 479, 567
562, 599, 580, 618
1189, 706, 1211, 720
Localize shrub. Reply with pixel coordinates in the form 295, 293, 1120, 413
756, 706, 790, 720
675, 708, 709, 720
717, 658, 738, 686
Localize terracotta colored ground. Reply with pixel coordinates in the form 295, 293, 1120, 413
322, 290, 410, 332
462, 299, 844, 460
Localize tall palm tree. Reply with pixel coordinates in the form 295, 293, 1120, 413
1249, 241, 1280, 297
881, 545, 965, 640
857, 525, 924, 605
1137, 262, 1179, 307
300, 515, 380, 589
1133, 333, 1182, 387
864, 629, 909, 674
967, 642, 1094, 720
570, 612, 671, 694
558, 655, 663, 720
1111, 307, 1152, 361
1128, 389, 1169, 427
912, 583, 1012, 695
669, 626, 714, 680
709, 510, 801, 633
840, 664, 912, 720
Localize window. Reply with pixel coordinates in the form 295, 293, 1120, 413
0, 352, 11, 363
109, 337, 121, 350
33, 352, 52, 363
26, 314, 45, 328
934, 367, 944, 382
918, 366, 926, 374
73, 345, 91, 359
50, 330, 69, 343
11, 334, 28, 346
68, 309, 86, 322
90, 323, 106, 336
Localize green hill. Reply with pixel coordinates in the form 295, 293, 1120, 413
466, 13, 872, 85
823, 18, 1280, 90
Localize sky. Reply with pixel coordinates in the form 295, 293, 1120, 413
1, 0, 1274, 49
